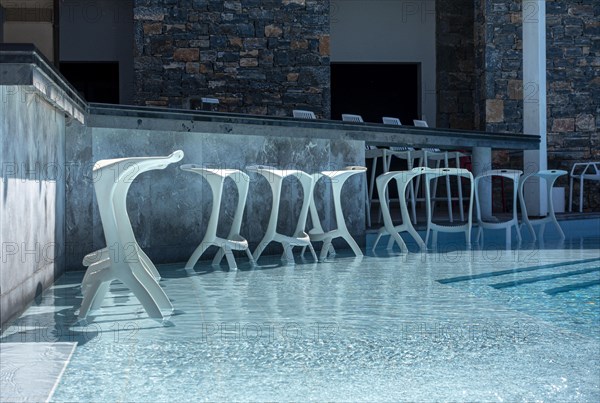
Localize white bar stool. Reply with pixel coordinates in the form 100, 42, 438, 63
79, 150, 184, 322
425, 168, 474, 248
412, 119, 470, 223
519, 169, 567, 241
381, 116, 420, 224
306, 166, 367, 261
180, 165, 253, 270
569, 162, 600, 213
474, 169, 523, 247
247, 165, 318, 264
373, 167, 431, 252
342, 113, 381, 228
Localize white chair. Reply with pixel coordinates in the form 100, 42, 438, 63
569, 162, 600, 212
382, 117, 402, 126
382, 148, 422, 223
412, 119, 470, 223
247, 165, 318, 264
180, 165, 253, 270
474, 169, 523, 247
519, 169, 567, 241
425, 168, 474, 248
381, 117, 424, 224
293, 110, 316, 119
373, 167, 431, 252
79, 150, 184, 322
342, 114, 381, 227
342, 114, 364, 123
306, 166, 367, 261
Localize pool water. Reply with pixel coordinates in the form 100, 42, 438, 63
2, 242, 600, 401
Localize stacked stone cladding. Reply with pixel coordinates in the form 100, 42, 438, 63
133, 0, 330, 117
473, 0, 524, 134
436, 0, 477, 130
438, 0, 598, 209
546, 0, 599, 209
546, 0, 599, 164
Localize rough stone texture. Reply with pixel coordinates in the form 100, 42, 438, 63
436, 0, 477, 130
474, 0, 523, 134
486, 99, 505, 123
133, 0, 330, 118
0, 87, 66, 327
438, 0, 598, 209
64, 121, 93, 272
546, 0, 600, 209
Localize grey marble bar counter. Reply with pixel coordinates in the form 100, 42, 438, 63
88, 103, 539, 151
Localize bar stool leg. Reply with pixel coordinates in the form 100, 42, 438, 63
455, 153, 465, 222
444, 154, 453, 223
545, 174, 566, 240
579, 175, 584, 213
569, 175, 574, 212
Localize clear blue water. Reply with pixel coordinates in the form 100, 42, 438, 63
2, 239, 599, 401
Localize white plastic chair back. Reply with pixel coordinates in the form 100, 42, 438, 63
424, 168, 474, 248
413, 120, 428, 127
382, 117, 402, 125
342, 114, 364, 123
568, 162, 600, 212
519, 169, 567, 241
293, 110, 316, 119
474, 169, 523, 248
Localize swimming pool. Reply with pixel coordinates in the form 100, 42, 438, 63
1, 240, 599, 401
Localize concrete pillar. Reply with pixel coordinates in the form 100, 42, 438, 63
523, 0, 548, 216
472, 146, 493, 218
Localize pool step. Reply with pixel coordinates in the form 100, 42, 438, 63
437, 257, 600, 285
544, 279, 600, 295
490, 267, 600, 289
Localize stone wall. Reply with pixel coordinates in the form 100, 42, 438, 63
439, 0, 599, 209
546, 0, 599, 210
436, 0, 476, 130
132, 0, 330, 117
546, 0, 599, 164
473, 0, 523, 134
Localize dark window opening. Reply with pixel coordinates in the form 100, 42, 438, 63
331, 63, 420, 125
59, 62, 119, 104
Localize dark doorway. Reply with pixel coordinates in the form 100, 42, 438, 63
59, 62, 119, 103
331, 63, 420, 124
